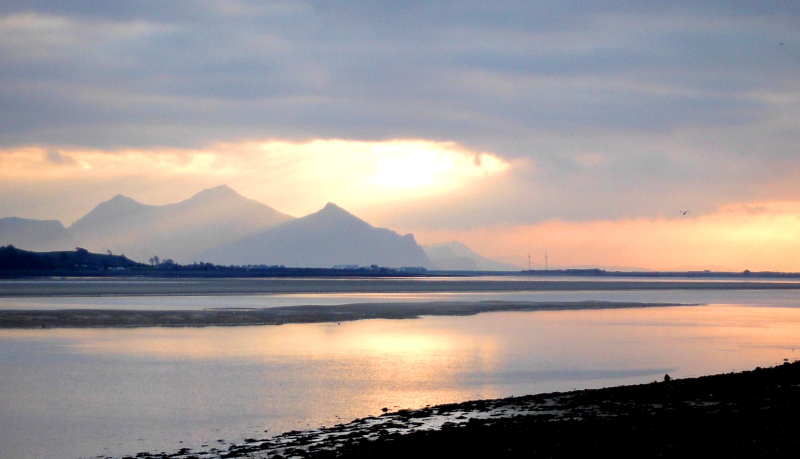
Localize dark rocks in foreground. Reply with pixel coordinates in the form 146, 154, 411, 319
129, 361, 800, 459
318, 364, 800, 458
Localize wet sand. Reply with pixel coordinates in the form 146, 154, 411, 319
2, 276, 800, 297
0, 300, 690, 328
121, 361, 800, 458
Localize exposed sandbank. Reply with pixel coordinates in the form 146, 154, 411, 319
2, 277, 800, 297
0, 300, 692, 328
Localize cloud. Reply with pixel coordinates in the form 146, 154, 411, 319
0, 139, 509, 221
44, 149, 75, 165
2, 2, 800, 270
1, 2, 796, 151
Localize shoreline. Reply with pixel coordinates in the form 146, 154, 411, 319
3, 277, 800, 297
0, 300, 694, 328
119, 361, 800, 459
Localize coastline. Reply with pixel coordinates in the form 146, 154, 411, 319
120, 361, 800, 458
0, 300, 693, 328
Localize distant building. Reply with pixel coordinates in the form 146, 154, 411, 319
333, 264, 360, 270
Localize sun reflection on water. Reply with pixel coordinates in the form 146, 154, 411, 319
4, 305, 800, 459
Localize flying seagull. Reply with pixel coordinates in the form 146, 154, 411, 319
680, 210, 689, 215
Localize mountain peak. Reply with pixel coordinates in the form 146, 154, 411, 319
321, 202, 345, 212
199, 202, 434, 268
191, 185, 240, 200
95, 194, 147, 212
68, 185, 294, 263
313, 202, 363, 223
107, 194, 140, 205
68, 193, 148, 231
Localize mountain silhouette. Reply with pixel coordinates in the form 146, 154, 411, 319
199, 202, 433, 268
69, 185, 294, 263
0, 217, 77, 252
424, 241, 521, 271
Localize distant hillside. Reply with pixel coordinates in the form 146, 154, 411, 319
0, 217, 77, 252
200, 202, 434, 268
0, 246, 146, 271
424, 241, 521, 271
68, 185, 294, 263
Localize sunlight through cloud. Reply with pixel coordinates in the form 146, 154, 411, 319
0, 139, 510, 218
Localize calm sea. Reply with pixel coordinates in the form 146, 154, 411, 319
1, 288, 799, 458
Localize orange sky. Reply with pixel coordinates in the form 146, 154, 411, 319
411, 201, 800, 271
4, 141, 800, 271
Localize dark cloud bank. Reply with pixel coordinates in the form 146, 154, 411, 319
2, 1, 800, 225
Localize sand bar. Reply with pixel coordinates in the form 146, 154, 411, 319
0, 300, 692, 328
2, 276, 800, 297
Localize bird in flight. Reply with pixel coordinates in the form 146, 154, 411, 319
680, 210, 689, 215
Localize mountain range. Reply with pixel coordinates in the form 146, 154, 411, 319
0, 185, 518, 270
68, 185, 292, 263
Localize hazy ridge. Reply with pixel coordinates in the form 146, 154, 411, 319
1, 186, 511, 270
424, 241, 521, 271
199, 202, 434, 268
0, 217, 77, 252
67, 185, 294, 263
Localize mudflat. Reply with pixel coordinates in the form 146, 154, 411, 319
2, 276, 800, 297
0, 300, 689, 328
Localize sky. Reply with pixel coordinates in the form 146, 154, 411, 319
2, 1, 800, 271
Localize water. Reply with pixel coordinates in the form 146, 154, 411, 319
2, 299, 800, 459
3, 288, 800, 310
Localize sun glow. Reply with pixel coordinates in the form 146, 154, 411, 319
0, 139, 510, 219
366, 141, 507, 189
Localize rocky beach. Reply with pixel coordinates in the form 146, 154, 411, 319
114, 361, 800, 459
